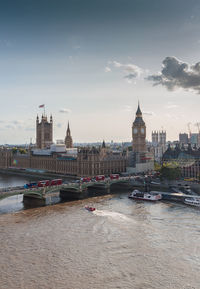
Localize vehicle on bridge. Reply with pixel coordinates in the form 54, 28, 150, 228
96, 175, 105, 181
38, 180, 50, 187
110, 174, 119, 180
24, 182, 38, 189
50, 179, 62, 186
81, 177, 91, 182
25, 179, 63, 189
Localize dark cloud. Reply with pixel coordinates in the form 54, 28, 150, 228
107, 61, 142, 82
147, 56, 200, 93
124, 73, 138, 80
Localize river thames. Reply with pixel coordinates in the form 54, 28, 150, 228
0, 179, 200, 289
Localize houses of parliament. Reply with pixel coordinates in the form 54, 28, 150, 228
0, 105, 153, 176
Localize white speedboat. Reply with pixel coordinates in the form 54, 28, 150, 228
184, 197, 200, 207
129, 190, 162, 201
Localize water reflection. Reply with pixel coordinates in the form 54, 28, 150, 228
0, 194, 24, 214
0, 174, 37, 188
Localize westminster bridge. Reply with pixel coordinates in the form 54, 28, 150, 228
0, 177, 134, 201
0, 177, 199, 206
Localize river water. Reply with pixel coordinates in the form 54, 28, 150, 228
1, 189, 200, 289
0, 174, 32, 188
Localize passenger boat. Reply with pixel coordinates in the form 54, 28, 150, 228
184, 197, 200, 207
85, 206, 96, 211
129, 190, 162, 201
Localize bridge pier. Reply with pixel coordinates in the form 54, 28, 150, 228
23, 195, 46, 208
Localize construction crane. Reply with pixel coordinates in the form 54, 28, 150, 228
187, 122, 191, 140
196, 122, 200, 133
195, 122, 200, 146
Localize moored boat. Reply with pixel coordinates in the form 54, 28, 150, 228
184, 197, 200, 207
129, 190, 162, 201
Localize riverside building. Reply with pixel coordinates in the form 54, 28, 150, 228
162, 143, 200, 179
0, 114, 126, 177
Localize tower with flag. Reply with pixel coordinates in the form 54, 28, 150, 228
36, 106, 53, 149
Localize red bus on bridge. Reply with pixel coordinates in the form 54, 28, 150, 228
110, 174, 119, 180
38, 180, 50, 187
81, 177, 91, 182
50, 179, 63, 186
96, 175, 105, 181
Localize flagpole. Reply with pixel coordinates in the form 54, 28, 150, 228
44, 105, 45, 117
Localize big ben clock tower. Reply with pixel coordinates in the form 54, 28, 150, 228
132, 103, 146, 153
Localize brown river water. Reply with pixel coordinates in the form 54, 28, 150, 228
0, 193, 200, 289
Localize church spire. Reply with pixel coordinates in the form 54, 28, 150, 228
67, 121, 71, 136
65, 121, 73, 148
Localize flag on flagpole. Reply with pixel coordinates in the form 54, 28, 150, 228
39, 104, 45, 108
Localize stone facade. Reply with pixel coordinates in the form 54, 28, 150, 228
0, 147, 127, 177
36, 115, 53, 149
152, 131, 167, 163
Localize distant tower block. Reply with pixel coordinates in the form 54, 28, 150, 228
159, 131, 166, 145
152, 130, 166, 146
65, 122, 73, 148
152, 131, 159, 145
132, 103, 146, 153
36, 114, 53, 149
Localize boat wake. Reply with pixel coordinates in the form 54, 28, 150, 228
93, 209, 135, 223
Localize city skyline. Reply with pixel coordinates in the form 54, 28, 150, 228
0, 0, 200, 144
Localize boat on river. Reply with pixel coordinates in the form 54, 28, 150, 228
184, 197, 200, 207
85, 206, 96, 211
129, 190, 162, 201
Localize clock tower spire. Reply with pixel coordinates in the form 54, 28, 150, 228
132, 102, 146, 153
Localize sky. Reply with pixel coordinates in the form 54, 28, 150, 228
0, 0, 200, 144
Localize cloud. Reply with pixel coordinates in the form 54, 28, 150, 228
124, 73, 138, 79
105, 66, 111, 72
143, 111, 155, 116
10, 120, 23, 125
57, 123, 62, 128
5, 125, 15, 129
25, 127, 35, 131
0, 119, 36, 133
147, 56, 200, 93
59, 108, 71, 114
165, 104, 178, 109
106, 60, 143, 82
123, 105, 132, 112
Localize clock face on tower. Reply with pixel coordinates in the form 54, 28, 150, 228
133, 128, 138, 134
141, 128, 145, 134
